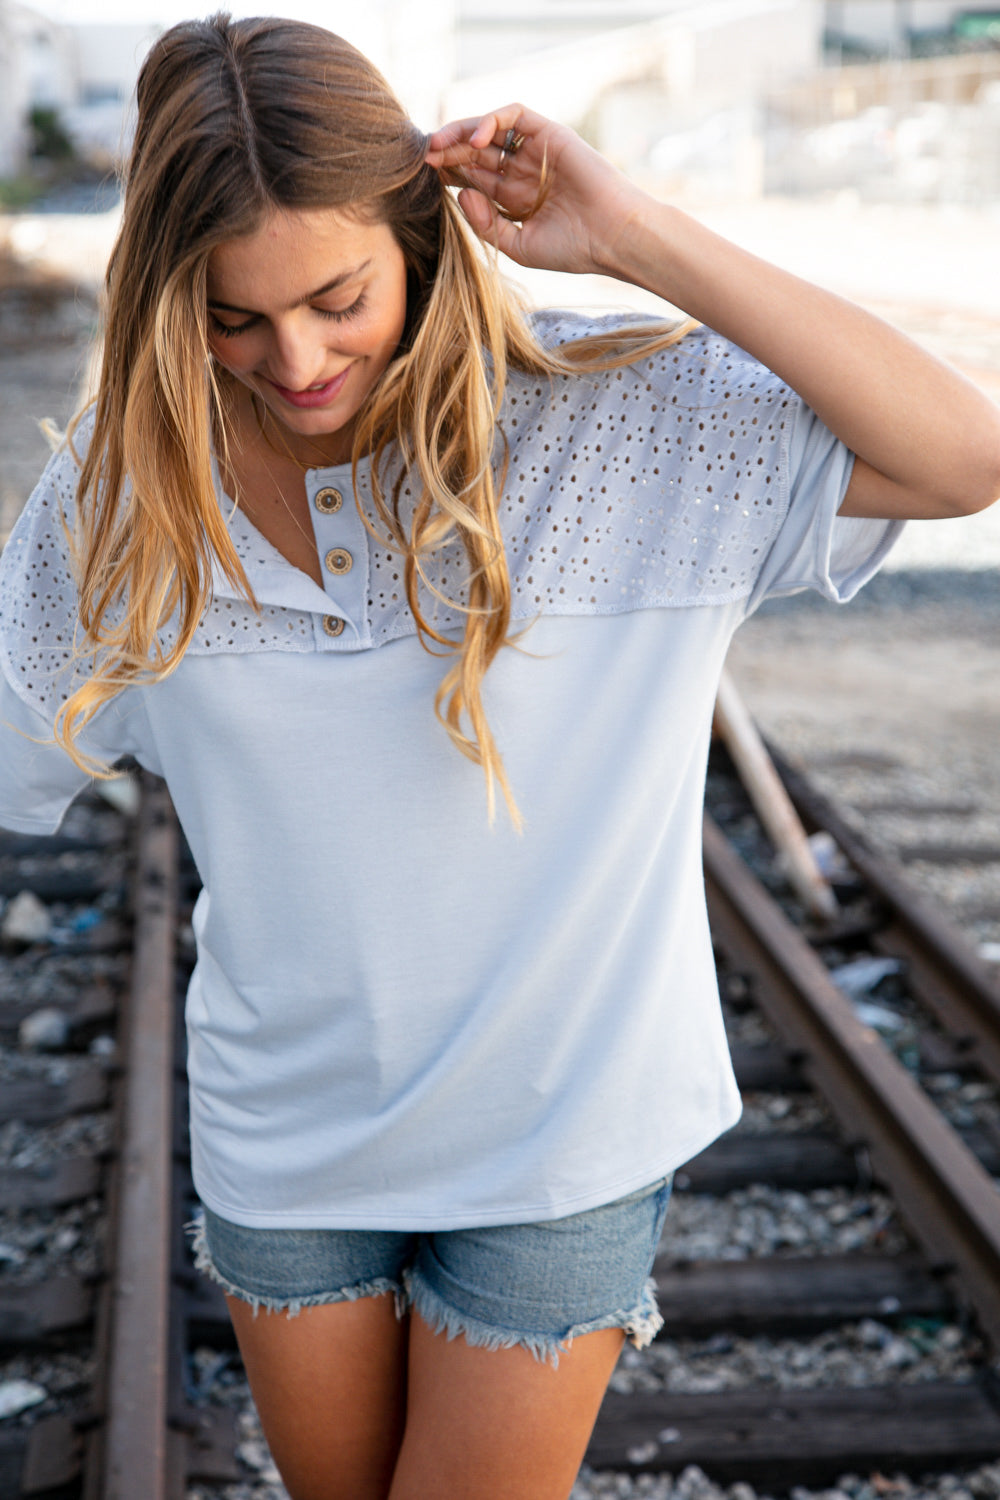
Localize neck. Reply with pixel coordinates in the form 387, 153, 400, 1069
240, 385, 354, 471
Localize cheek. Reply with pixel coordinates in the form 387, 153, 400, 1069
208, 335, 240, 369
208, 336, 259, 377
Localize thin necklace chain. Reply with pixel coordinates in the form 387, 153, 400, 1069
251, 392, 346, 472
242, 395, 326, 554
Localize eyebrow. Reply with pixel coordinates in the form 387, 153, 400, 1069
207, 260, 372, 315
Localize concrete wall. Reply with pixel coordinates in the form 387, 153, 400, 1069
766, 50, 1000, 202
458, 0, 696, 77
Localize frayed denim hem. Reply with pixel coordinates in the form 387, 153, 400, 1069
184, 1215, 406, 1321
403, 1269, 663, 1368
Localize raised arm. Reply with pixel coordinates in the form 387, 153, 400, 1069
426, 106, 1000, 522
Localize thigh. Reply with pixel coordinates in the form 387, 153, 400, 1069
191, 1208, 417, 1500
391, 1310, 623, 1500
228, 1292, 408, 1500
391, 1176, 674, 1500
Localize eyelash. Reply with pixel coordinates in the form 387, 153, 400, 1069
210, 293, 368, 339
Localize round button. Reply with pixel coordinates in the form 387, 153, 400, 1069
322, 615, 345, 638
325, 548, 353, 576
315, 487, 343, 515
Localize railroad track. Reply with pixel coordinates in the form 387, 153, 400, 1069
0, 777, 243, 1498
587, 744, 1000, 1490
1, 755, 999, 1497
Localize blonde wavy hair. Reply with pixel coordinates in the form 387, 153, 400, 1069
60, 11, 693, 824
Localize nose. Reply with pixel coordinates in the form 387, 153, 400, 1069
267, 318, 328, 392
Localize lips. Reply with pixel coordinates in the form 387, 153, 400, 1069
266, 366, 351, 410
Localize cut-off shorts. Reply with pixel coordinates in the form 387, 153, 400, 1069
188, 1175, 673, 1366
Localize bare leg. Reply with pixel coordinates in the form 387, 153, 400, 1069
389, 1312, 624, 1500
225, 1292, 408, 1500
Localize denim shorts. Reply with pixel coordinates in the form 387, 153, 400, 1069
187, 1175, 673, 1365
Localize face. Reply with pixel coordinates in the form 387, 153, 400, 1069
206, 206, 408, 464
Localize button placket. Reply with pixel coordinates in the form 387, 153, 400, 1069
306, 472, 371, 648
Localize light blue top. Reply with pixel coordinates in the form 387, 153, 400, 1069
0, 318, 901, 1228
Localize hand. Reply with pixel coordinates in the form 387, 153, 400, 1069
424, 105, 648, 279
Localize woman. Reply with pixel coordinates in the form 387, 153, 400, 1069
0, 14, 997, 1500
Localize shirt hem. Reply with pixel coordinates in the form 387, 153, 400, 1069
192, 1108, 741, 1231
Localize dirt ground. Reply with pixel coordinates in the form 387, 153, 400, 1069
0, 245, 98, 537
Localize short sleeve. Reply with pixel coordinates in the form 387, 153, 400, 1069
0, 419, 146, 833
746, 400, 903, 611
0, 680, 92, 833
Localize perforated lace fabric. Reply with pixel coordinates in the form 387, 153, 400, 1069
0, 318, 800, 724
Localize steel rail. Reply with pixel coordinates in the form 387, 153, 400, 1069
98, 776, 179, 1500
772, 747, 1000, 1086
703, 812, 1000, 1351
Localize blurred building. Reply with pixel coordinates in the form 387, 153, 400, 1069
0, 2, 160, 170
0, 0, 456, 175
4, 0, 1000, 206
824, 1, 1000, 56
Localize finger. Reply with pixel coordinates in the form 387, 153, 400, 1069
456, 187, 494, 236
425, 107, 517, 155
428, 139, 528, 189
424, 117, 501, 169
437, 162, 495, 192
438, 148, 517, 191
425, 137, 501, 175
425, 104, 549, 164
456, 188, 525, 265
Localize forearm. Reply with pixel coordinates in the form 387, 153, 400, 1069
601, 199, 1000, 518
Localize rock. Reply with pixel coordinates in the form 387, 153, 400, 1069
1, 891, 52, 946
19, 1007, 70, 1051
235, 1438, 281, 1480
627, 1443, 660, 1466
96, 774, 141, 815
0, 1379, 47, 1418
881, 1335, 920, 1368
675, 1468, 718, 1500
831, 957, 903, 1001
857, 1319, 893, 1349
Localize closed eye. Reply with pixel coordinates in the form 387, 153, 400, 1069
209, 292, 368, 340
209, 313, 258, 339
316, 292, 367, 323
